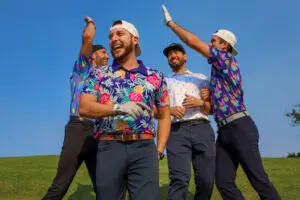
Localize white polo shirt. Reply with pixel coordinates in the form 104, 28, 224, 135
166, 70, 210, 124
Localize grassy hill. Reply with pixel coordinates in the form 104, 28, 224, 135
0, 155, 299, 200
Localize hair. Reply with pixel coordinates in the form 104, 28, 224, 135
219, 38, 233, 53
112, 20, 122, 26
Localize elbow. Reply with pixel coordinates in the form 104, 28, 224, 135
82, 34, 93, 44
186, 36, 200, 50
79, 102, 89, 117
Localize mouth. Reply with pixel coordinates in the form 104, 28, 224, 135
170, 58, 179, 64
112, 43, 123, 51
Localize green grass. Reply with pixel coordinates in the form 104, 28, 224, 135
0, 155, 299, 200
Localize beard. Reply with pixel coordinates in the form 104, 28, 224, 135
169, 58, 185, 71
111, 40, 134, 61
95, 56, 108, 66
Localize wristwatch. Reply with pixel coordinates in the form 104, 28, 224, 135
200, 101, 206, 110
86, 20, 96, 29
158, 150, 165, 160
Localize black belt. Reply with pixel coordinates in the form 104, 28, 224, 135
172, 118, 209, 126
69, 116, 94, 126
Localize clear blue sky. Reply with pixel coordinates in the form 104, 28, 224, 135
1, 0, 299, 158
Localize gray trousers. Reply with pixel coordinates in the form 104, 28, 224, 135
167, 120, 216, 200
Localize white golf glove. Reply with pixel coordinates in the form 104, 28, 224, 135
162, 5, 172, 25
113, 102, 150, 120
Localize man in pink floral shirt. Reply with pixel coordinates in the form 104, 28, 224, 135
79, 20, 171, 200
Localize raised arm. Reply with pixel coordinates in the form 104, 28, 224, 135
81, 16, 96, 58
162, 5, 210, 58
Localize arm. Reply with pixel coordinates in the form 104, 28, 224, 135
154, 106, 186, 119
154, 73, 171, 155
156, 107, 171, 154
200, 87, 214, 115
79, 68, 150, 119
201, 99, 213, 115
79, 68, 114, 118
81, 16, 96, 59
162, 5, 210, 58
79, 94, 114, 118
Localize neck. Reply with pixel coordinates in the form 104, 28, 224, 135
173, 65, 187, 74
116, 52, 139, 70
92, 60, 97, 69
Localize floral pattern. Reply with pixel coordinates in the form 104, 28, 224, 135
82, 59, 170, 136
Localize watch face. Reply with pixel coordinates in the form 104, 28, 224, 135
159, 152, 164, 160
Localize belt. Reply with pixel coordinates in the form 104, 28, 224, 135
217, 111, 249, 129
172, 118, 209, 126
69, 116, 94, 126
99, 133, 154, 142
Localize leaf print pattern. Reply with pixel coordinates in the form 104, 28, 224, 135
208, 47, 246, 122
70, 52, 93, 117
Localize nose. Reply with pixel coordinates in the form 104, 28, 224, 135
110, 34, 119, 42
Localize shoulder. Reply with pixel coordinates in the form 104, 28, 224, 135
145, 66, 165, 78
89, 65, 111, 77
209, 47, 235, 60
186, 70, 209, 81
192, 73, 209, 81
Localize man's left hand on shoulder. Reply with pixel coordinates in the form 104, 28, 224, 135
182, 94, 204, 109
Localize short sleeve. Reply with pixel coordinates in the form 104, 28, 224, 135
155, 73, 170, 108
200, 74, 210, 89
82, 68, 102, 98
72, 52, 92, 75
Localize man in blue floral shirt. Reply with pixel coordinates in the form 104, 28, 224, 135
79, 20, 171, 200
43, 17, 109, 200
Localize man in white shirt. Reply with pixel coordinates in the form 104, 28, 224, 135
163, 43, 215, 200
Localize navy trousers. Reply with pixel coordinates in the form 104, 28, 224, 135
215, 116, 281, 200
167, 120, 215, 200
96, 139, 159, 200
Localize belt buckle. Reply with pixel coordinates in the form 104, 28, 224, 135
121, 134, 125, 142
121, 134, 138, 141
78, 117, 84, 122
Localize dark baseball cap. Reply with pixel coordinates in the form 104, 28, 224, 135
163, 43, 186, 57
92, 44, 106, 52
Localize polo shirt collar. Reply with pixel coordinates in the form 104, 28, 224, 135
112, 59, 148, 76
171, 69, 193, 77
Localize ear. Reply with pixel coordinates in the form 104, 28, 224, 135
183, 53, 188, 61
220, 42, 229, 52
132, 36, 139, 46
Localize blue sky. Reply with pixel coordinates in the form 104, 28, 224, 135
0, 0, 299, 157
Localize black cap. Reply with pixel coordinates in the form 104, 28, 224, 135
163, 43, 186, 57
92, 44, 105, 52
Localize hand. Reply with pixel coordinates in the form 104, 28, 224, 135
182, 94, 204, 108
170, 106, 186, 119
113, 102, 150, 119
85, 16, 94, 24
162, 5, 172, 25
157, 150, 165, 161
200, 87, 210, 101
84, 16, 96, 28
